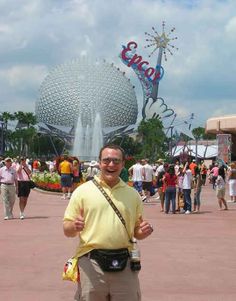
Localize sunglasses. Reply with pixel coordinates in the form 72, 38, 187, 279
101, 157, 122, 165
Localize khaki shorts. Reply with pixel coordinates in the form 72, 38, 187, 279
77, 255, 141, 301
217, 188, 225, 199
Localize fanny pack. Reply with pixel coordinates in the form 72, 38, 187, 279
88, 248, 129, 272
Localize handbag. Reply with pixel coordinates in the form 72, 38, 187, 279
29, 180, 36, 189
89, 248, 129, 272
23, 167, 36, 189
62, 257, 80, 282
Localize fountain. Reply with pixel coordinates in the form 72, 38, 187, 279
72, 112, 103, 161
72, 115, 83, 157
91, 113, 103, 159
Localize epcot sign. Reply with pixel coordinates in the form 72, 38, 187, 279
121, 41, 164, 84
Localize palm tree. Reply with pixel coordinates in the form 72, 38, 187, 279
14, 111, 37, 129
13, 111, 37, 156
0, 112, 15, 154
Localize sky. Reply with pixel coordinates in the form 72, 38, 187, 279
1, 0, 236, 130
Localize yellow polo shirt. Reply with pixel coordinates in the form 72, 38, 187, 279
59, 160, 71, 174
63, 176, 143, 257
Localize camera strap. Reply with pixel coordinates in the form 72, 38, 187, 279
92, 179, 132, 243
23, 167, 32, 180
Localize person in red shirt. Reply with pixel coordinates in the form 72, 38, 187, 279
163, 164, 177, 214
200, 161, 208, 185
189, 159, 197, 176
32, 159, 41, 173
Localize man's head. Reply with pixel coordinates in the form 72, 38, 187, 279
4, 157, 12, 168
99, 144, 125, 187
89, 160, 98, 167
141, 159, 146, 165
156, 159, 163, 165
164, 162, 169, 171
99, 144, 125, 161
63, 154, 68, 161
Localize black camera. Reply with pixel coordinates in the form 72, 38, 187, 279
130, 260, 141, 271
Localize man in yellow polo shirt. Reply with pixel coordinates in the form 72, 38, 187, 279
63, 144, 154, 301
59, 155, 73, 199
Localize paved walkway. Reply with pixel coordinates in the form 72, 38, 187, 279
0, 183, 236, 301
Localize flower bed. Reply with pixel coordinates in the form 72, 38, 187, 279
32, 172, 62, 192
32, 171, 133, 192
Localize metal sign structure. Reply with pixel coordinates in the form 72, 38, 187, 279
120, 21, 178, 122
217, 134, 232, 165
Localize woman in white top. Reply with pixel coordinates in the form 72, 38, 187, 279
216, 166, 228, 210
182, 162, 192, 214
16, 157, 32, 219
227, 162, 236, 202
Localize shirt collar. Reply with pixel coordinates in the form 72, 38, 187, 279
94, 175, 126, 189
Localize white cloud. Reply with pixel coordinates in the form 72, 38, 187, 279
225, 16, 236, 36
1, 65, 48, 89
0, 0, 236, 126
0, 23, 12, 34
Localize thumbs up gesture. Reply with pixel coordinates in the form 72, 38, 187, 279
134, 215, 154, 239
74, 208, 85, 232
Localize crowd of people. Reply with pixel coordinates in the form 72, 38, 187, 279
1, 152, 236, 220
128, 158, 236, 214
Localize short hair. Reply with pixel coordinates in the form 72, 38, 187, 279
194, 166, 200, 175
168, 164, 175, 175
218, 166, 225, 180
99, 144, 125, 161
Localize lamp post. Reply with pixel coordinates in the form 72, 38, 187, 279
195, 137, 198, 162
0, 120, 5, 156
169, 125, 174, 158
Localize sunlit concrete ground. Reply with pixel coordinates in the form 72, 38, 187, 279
0, 182, 236, 301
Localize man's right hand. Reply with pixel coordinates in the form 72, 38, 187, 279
74, 208, 85, 232
63, 208, 85, 237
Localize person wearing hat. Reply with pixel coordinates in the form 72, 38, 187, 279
86, 160, 99, 181
0, 157, 18, 220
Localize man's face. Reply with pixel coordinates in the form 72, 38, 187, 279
5, 160, 12, 168
99, 148, 124, 185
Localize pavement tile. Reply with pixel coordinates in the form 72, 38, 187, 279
0, 183, 236, 301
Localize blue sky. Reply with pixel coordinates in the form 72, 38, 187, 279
0, 0, 236, 129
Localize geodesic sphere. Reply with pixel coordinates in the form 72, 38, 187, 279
36, 59, 138, 128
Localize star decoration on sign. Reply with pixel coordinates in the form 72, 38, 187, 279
145, 21, 178, 61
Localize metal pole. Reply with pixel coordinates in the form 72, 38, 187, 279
195, 138, 198, 162
0, 121, 4, 156
170, 126, 173, 158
